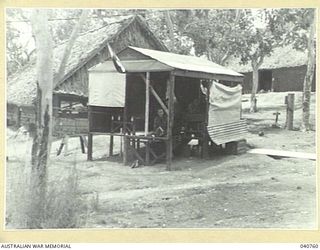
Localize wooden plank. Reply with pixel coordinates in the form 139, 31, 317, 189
145, 72, 150, 136
149, 85, 169, 116
248, 148, 316, 160
172, 69, 243, 82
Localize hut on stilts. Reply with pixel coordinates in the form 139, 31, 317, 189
87, 46, 247, 170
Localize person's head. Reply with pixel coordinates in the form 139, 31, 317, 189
157, 109, 164, 117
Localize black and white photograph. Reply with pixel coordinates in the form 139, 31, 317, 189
5, 8, 316, 229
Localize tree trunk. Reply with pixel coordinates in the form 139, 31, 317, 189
28, 9, 53, 229
164, 10, 175, 51
56, 10, 89, 84
250, 58, 263, 112
301, 10, 315, 132
250, 65, 259, 112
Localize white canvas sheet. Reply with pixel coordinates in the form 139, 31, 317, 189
208, 81, 242, 126
88, 72, 126, 107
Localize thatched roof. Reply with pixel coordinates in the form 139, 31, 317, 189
7, 15, 166, 106
225, 45, 308, 73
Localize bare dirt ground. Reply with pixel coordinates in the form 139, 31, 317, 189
6, 92, 317, 229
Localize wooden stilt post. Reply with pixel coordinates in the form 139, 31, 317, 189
166, 72, 175, 171
80, 136, 86, 154
87, 105, 93, 161
146, 140, 150, 165
145, 72, 150, 136
17, 107, 22, 128
123, 75, 129, 165
285, 93, 295, 130
87, 133, 93, 161
202, 80, 210, 158
109, 135, 114, 156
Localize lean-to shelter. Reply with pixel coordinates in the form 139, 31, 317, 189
87, 46, 245, 169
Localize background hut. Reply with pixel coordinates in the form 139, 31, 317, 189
6, 15, 167, 137
226, 45, 316, 93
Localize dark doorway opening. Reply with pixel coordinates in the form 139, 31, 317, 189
259, 70, 272, 91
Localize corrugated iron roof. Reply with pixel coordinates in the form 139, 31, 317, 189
129, 46, 243, 77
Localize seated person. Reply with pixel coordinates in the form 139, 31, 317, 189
153, 109, 167, 137
187, 96, 206, 114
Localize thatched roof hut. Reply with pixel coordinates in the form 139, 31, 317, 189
7, 15, 167, 107
225, 45, 315, 93
225, 45, 308, 73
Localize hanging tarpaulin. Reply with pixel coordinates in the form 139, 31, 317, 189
88, 68, 126, 107
208, 81, 242, 126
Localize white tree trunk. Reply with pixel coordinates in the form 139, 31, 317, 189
301, 10, 315, 132
29, 9, 53, 228
250, 58, 263, 113
250, 65, 259, 112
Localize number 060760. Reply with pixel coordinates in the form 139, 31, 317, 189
300, 244, 319, 248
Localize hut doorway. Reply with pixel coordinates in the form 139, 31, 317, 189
258, 70, 272, 91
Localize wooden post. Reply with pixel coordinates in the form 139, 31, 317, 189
63, 135, 69, 156
145, 72, 150, 136
17, 107, 22, 128
123, 75, 129, 165
285, 93, 295, 130
202, 80, 210, 158
87, 105, 93, 161
146, 140, 150, 165
109, 135, 114, 156
80, 136, 86, 154
87, 133, 93, 160
166, 72, 175, 170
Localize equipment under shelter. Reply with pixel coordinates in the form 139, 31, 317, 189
87, 46, 246, 170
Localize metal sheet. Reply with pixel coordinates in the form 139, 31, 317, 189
129, 46, 243, 78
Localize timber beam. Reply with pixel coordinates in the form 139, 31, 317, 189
139, 73, 169, 116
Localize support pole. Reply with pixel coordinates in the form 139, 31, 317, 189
202, 80, 210, 158
109, 135, 114, 156
140, 73, 169, 116
145, 72, 150, 136
87, 105, 93, 161
166, 72, 175, 171
123, 75, 129, 165
80, 135, 85, 154
87, 133, 93, 161
285, 93, 295, 130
